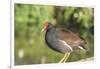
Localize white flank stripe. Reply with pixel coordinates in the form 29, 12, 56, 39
59, 40, 73, 51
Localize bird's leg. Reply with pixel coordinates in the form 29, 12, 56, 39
59, 53, 67, 63
63, 53, 70, 63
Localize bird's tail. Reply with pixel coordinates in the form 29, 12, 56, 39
79, 39, 89, 51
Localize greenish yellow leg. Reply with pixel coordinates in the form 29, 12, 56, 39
59, 53, 67, 63
63, 53, 70, 63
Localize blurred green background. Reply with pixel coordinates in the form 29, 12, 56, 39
14, 4, 94, 65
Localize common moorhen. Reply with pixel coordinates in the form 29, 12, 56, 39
42, 22, 87, 63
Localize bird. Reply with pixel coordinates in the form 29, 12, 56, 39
42, 21, 87, 63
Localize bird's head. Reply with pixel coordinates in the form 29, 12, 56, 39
42, 21, 52, 32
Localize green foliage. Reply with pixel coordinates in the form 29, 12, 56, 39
15, 4, 94, 65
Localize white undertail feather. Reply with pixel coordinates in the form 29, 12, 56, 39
78, 46, 86, 51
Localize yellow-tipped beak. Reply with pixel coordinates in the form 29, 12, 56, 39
42, 28, 45, 32
42, 26, 47, 32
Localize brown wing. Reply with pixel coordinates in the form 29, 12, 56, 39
56, 28, 84, 47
